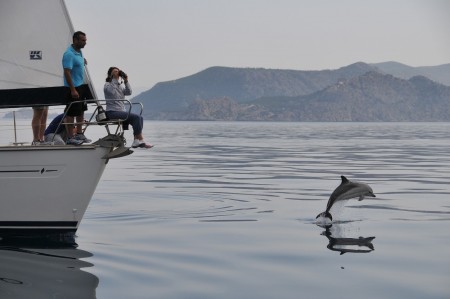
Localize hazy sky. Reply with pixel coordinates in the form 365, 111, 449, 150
66, 0, 450, 96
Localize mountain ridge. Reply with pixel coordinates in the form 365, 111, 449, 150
134, 62, 378, 117
133, 61, 450, 121
250, 72, 450, 121
177, 72, 450, 122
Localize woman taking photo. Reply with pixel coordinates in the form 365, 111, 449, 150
103, 66, 153, 148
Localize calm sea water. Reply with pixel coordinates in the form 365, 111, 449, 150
1, 120, 450, 298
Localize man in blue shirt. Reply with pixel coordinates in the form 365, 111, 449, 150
62, 31, 90, 145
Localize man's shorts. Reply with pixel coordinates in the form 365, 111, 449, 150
65, 86, 88, 117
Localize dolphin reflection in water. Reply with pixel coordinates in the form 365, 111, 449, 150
321, 226, 375, 255
316, 175, 376, 221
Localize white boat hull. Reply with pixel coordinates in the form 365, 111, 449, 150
0, 145, 111, 235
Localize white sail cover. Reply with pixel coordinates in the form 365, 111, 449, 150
0, 0, 94, 108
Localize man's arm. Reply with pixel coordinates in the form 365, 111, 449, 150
64, 68, 79, 99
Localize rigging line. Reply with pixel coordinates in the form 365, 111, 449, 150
0, 57, 62, 79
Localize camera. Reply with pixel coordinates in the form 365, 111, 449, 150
119, 70, 127, 78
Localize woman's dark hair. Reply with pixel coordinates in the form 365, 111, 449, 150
106, 67, 119, 82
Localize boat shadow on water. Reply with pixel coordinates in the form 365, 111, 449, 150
0, 234, 98, 298
318, 223, 376, 255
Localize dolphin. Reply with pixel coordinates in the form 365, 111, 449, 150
316, 175, 376, 221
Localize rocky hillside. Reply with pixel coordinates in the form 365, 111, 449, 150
159, 73, 450, 121
133, 62, 450, 121
134, 62, 377, 117
251, 72, 450, 121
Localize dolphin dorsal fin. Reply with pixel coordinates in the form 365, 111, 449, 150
341, 176, 349, 184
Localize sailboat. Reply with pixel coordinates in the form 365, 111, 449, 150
0, 0, 133, 235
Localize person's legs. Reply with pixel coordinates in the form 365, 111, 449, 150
128, 113, 143, 137
64, 88, 79, 140
106, 110, 130, 131
32, 107, 48, 142
106, 111, 152, 148
133, 115, 145, 140
32, 109, 42, 142
129, 114, 152, 148
38, 108, 48, 140
65, 115, 75, 139
106, 111, 140, 135
65, 86, 87, 142
75, 113, 84, 134
65, 105, 88, 143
